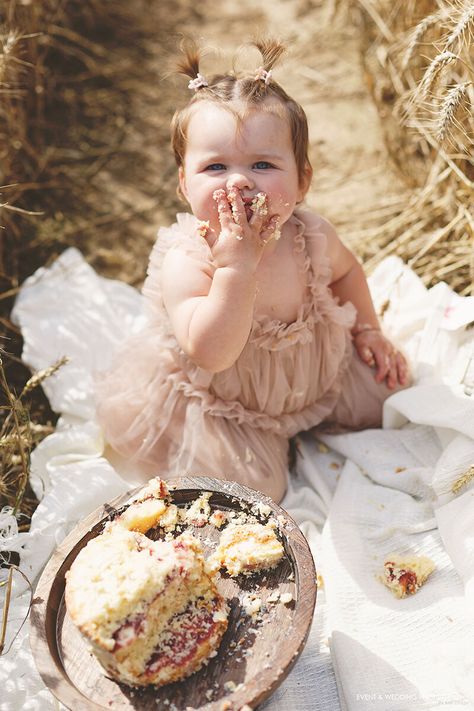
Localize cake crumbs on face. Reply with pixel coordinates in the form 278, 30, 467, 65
250, 192, 268, 217
196, 220, 210, 238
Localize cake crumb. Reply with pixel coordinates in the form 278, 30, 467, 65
184, 492, 212, 527
242, 594, 262, 617
209, 510, 227, 528
196, 220, 210, 238
381, 554, 435, 598
211, 522, 284, 576
251, 501, 272, 519
267, 590, 280, 603
280, 592, 293, 604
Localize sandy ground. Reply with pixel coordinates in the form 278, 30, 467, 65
86, 0, 406, 285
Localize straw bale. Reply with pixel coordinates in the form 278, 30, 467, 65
341, 0, 473, 295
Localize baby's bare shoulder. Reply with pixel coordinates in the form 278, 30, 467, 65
297, 210, 341, 255
297, 210, 354, 279
161, 247, 213, 310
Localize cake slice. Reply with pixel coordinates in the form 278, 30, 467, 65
65, 478, 227, 687
382, 554, 435, 598
210, 522, 284, 577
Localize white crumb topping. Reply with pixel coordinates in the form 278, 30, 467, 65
251, 501, 272, 518
280, 592, 293, 604
212, 523, 284, 577
130, 476, 169, 502
184, 492, 212, 527
65, 528, 195, 640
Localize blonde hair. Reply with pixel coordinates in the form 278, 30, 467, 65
171, 38, 312, 190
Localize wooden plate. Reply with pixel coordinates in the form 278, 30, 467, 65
30, 476, 317, 711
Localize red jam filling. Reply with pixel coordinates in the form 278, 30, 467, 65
145, 603, 219, 676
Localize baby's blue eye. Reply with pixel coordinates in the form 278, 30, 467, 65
206, 163, 226, 171
253, 161, 274, 169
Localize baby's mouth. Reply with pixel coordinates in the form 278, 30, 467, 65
242, 199, 253, 222
242, 193, 268, 221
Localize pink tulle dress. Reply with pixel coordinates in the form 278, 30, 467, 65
96, 209, 399, 502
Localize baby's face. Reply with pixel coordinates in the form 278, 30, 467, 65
179, 101, 307, 235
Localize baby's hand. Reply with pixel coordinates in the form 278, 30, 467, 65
208, 188, 279, 270
354, 328, 409, 389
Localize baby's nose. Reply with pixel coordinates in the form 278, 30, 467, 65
226, 172, 254, 191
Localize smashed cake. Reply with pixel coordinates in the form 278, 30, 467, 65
65, 478, 228, 687
381, 554, 435, 598
211, 522, 285, 576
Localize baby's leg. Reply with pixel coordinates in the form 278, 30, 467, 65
319, 345, 411, 432
170, 401, 290, 502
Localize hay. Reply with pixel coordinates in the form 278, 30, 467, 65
0, 0, 472, 530
340, 0, 473, 295
0, 0, 195, 521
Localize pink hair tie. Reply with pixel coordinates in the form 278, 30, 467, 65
254, 66, 272, 85
188, 73, 209, 91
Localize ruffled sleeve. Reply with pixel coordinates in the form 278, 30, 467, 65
142, 213, 212, 326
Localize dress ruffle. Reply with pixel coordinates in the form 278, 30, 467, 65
96, 209, 391, 501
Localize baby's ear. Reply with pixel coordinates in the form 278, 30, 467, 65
298, 162, 313, 202
178, 166, 189, 202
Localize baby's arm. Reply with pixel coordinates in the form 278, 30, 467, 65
162, 189, 278, 373
321, 218, 409, 389
162, 249, 257, 372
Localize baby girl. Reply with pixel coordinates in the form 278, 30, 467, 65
96, 38, 409, 502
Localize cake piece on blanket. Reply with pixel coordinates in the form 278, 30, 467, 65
210, 522, 284, 576
381, 554, 435, 598
65, 478, 228, 687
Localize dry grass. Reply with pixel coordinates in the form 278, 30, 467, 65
0, 0, 472, 551
0, 0, 198, 535
339, 0, 473, 295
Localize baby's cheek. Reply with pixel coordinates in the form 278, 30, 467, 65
271, 193, 294, 219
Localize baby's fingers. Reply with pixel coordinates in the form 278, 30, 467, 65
373, 348, 392, 385
227, 187, 246, 227
213, 189, 235, 233
396, 351, 410, 386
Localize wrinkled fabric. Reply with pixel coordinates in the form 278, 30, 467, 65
96, 210, 400, 501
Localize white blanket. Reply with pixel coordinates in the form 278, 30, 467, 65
2, 247, 474, 711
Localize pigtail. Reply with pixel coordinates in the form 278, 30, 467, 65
245, 36, 287, 97
176, 37, 209, 91
252, 36, 287, 73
